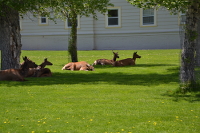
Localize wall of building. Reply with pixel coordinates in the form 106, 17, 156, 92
20, 0, 181, 50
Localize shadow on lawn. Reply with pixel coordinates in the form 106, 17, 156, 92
162, 91, 200, 102
94, 63, 178, 69
2, 65, 179, 87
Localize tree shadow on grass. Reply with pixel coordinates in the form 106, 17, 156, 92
162, 90, 200, 102
2, 68, 179, 87
94, 63, 178, 69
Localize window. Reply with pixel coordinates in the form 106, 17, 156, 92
178, 12, 186, 25
39, 16, 48, 25
105, 7, 121, 28
65, 15, 80, 29
140, 8, 157, 27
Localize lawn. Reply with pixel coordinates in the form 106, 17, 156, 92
0, 49, 199, 133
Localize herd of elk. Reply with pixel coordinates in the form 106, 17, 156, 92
0, 51, 141, 81
62, 61, 94, 71
113, 52, 141, 67
93, 51, 141, 67
0, 56, 37, 81
93, 51, 119, 65
21, 58, 53, 77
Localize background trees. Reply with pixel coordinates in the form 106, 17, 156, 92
127, 0, 200, 91
0, 0, 112, 69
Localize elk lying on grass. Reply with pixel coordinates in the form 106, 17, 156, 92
62, 61, 94, 71
21, 58, 53, 77
93, 51, 119, 65
20, 56, 38, 68
0, 56, 37, 81
113, 52, 141, 67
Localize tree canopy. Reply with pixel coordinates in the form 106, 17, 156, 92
1, 0, 113, 20
127, 0, 190, 12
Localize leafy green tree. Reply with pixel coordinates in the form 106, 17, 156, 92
0, 0, 52, 70
0, 0, 113, 69
52, 0, 113, 62
127, 0, 200, 91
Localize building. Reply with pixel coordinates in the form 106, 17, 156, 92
20, 0, 184, 50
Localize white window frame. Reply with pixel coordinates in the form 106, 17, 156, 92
140, 8, 157, 27
39, 16, 48, 26
105, 7, 121, 28
65, 15, 80, 29
178, 12, 186, 25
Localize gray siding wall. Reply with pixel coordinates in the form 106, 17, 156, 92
21, 0, 181, 50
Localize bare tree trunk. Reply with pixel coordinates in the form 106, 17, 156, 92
180, 1, 198, 88
0, 4, 21, 70
68, 11, 78, 62
196, 12, 200, 66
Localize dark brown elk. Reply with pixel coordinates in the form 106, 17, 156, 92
62, 61, 94, 71
113, 52, 141, 67
35, 58, 53, 77
20, 56, 38, 68
29, 67, 52, 77
93, 51, 119, 65
0, 56, 37, 81
37, 58, 53, 69
21, 58, 53, 77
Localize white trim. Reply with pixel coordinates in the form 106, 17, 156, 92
21, 29, 179, 36
140, 8, 157, 27
105, 7, 121, 28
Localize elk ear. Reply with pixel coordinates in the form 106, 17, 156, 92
23, 56, 27, 61
86, 64, 90, 67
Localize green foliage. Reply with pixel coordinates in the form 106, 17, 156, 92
0, 0, 51, 16
0, 50, 200, 132
0, 0, 113, 20
127, 0, 190, 13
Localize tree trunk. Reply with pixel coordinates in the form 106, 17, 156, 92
180, 1, 198, 87
195, 11, 200, 66
0, 4, 21, 70
68, 12, 78, 62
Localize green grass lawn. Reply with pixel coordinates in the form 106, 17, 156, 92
0, 49, 199, 133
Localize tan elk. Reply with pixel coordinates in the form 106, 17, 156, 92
113, 52, 141, 67
93, 51, 119, 65
0, 56, 37, 81
62, 61, 94, 71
